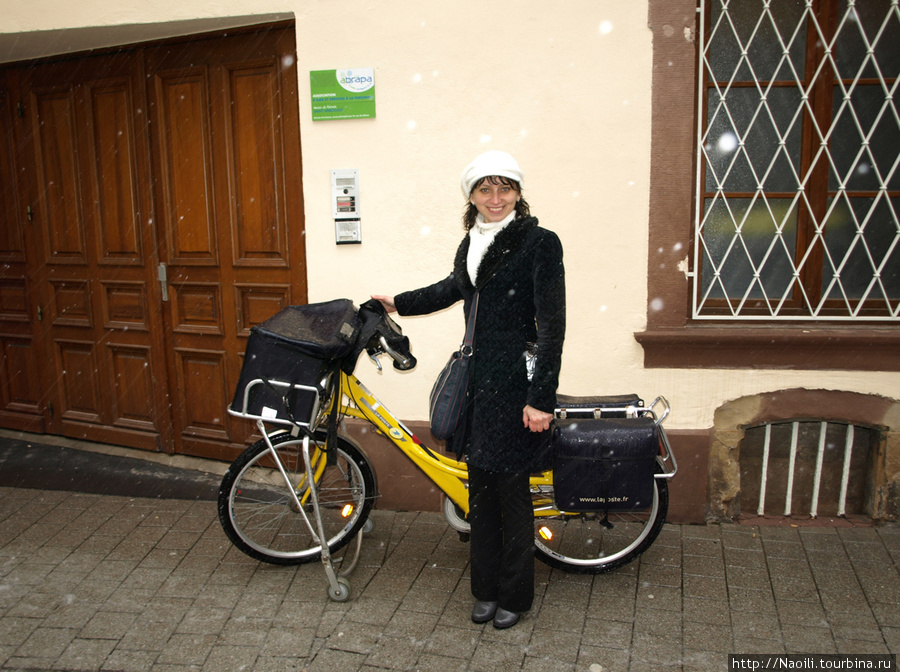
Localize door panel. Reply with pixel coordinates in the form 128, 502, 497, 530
24, 52, 168, 451
34, 90, 87, 263
173, 347, 230, 441
0, 68, 44, 431
107, 344, 157, 431
89, 80, 142, 265
227, 64, 289, 266
154, 68, 218, 265
147, 27, 305, 458
56, 340, 102, 423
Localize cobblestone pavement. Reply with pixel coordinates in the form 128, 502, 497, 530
1, 483, 898, 672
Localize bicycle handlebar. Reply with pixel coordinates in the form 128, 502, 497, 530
353, 299, 417, 372
378, 334, 415, 370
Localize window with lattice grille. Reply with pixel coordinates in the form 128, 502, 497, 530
694, 0, 900, 320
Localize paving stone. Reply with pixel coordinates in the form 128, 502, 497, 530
525, 626, 582, 663
682, 596, 731, 625
577, 644, 630, 672
770, 574, 820, 602
683, 620, 731, 653
728, 587, 777, 613
365, 633, 425, 669
735, 636, 786, 654
681, 538, 723, 558
682, 553, 726, 578
14, 625, 77, 658
636, 583, 682, 612
155, 633, 218, 665
629, 631, 682, 667
639, 562, 682, 588
730, 610, 781, 641
781, 624, 835, 653
833, 638, 891, 655
423, 624, 481, 657
582, 615, 633, 648
412, 652, 468, 672
383, 607, 439, 639
683, 649, 729, 672
101, 647, 158, 671
766, 556, 813, 578
55, 636, 118, 670
683, 574, 728, 601
776, 599, 829, 627
829, 611, 884, 643
469, 638, 528, 672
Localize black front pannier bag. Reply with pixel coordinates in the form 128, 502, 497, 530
230, 299, 360, 427
552, 416, 659, 512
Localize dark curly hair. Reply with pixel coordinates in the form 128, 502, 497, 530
463, 175, 530, 231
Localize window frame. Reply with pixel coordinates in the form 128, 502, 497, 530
693, 0, 899, 321
634, 0, 900, 371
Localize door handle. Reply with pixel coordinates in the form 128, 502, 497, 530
157, 263, 169, 302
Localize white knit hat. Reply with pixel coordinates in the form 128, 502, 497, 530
460, 150, 524, 198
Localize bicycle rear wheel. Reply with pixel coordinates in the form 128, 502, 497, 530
218, 430, 375, 565
532, 467, 668, 574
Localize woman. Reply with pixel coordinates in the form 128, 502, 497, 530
373, 150, 565, 629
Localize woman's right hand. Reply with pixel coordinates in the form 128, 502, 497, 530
371, 295, 397, 313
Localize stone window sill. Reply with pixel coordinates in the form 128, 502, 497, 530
634, 326, 900, 371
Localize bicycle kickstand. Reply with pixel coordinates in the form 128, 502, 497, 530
256, 420, 351, 602
300, 435, 351, 602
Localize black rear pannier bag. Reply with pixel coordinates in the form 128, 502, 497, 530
230, 299, 360, 427
553, 416, 658, 512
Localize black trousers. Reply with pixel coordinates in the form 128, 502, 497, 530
467, 464, 535, 613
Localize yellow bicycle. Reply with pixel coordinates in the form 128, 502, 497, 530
219, 299, 676, 600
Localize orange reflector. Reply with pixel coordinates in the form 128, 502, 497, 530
539, 526, 553, 541
341, 504, 354, 518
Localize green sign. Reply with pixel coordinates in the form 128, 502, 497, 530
310, 68, 376, 121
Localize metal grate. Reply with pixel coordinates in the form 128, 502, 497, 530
741, 419, 876, 518
693, 0, 900, 320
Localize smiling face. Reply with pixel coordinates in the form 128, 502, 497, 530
469, 176, 521, 223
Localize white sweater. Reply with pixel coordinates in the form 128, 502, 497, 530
466, 212, 515, 285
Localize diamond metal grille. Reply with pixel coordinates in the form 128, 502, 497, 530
694, 0, 900, 319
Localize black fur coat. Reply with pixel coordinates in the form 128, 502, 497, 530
394, 216, 565, 472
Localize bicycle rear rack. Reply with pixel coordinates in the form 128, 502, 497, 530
554, 395, 677, 480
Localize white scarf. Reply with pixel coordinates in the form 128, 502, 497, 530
467, 212, 515, 285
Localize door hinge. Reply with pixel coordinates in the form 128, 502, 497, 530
17, 100, 24, 118
157, 262, 169, 302
36, 305, 43, 321
26, 205, 33, 222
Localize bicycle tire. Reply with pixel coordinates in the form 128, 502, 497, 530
533, 465, 669, 574
218, 430, 375, 565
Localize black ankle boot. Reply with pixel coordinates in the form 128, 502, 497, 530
471, 600, 498, 623
492, 607, 521, 629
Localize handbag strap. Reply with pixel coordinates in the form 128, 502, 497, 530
462, 292, 479, 351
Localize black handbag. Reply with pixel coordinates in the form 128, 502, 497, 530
429, 293, 479, 440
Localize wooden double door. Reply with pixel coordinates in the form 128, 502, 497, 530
0, 25, 306, 459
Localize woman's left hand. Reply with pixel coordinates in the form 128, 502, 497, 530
523, 405, 553, 433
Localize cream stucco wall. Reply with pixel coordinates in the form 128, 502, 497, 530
3, 0, 898, 433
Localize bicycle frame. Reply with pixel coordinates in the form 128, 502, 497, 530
335, 370, 478, 516
328, 370, 676, 519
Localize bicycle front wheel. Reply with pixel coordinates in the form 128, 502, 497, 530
532, 468, 668, 574
218, 430, 375, 565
